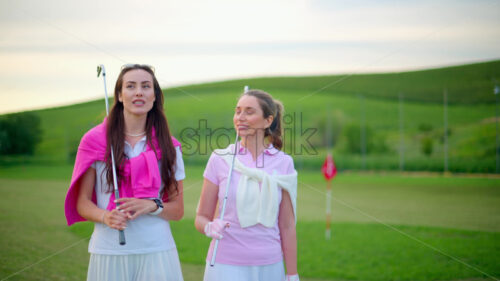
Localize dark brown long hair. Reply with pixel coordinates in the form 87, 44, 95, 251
242, 89, 284, 150
105, 64, 178, 197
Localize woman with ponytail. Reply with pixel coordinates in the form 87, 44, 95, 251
65, 64, 185, 281
195, 89, 300, 281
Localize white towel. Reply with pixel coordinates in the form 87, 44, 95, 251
216, 147, 298, 228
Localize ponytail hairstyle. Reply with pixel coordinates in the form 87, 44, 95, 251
105, 64, 178, 196
242, 89, 284, 150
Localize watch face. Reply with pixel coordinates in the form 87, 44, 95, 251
154, 198, 164, 208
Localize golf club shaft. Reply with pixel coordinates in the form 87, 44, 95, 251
210, 85, 248, 265
210, 132, 239, 266
99, 64, 126, 245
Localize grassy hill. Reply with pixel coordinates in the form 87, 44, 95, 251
1, 60, 499, 173
173, 59, 500, 104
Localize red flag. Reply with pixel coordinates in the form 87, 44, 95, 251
322, 154, 337, 181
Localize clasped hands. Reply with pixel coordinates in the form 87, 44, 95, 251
102, 198, 157, 230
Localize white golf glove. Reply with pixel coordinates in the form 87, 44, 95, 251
204, 219, 230, 239
285, 274, 300, 281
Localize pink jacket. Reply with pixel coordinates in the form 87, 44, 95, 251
64, 119, 181, 226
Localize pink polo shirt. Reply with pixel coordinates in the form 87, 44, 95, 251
203, 142, 295, 265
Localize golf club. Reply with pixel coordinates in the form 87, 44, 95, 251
209, 85, 248, 266
97, 64, 126, 246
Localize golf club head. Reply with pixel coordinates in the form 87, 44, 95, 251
97, 64, 105, 77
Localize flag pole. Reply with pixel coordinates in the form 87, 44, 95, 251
325, 176, 332, 240
494, 81, 499, 174
325, 107, 333, 240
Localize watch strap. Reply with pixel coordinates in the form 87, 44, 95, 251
150, 206, 163, 215
149, 198, 163, 215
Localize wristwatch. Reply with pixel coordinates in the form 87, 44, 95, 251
149, 198, 164, 215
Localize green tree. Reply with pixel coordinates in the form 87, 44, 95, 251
343, 123, 387, 154
417, 122, 438, 156
310, 110, 344, 149
0, 113, 43, 155
421, 136, 434, 156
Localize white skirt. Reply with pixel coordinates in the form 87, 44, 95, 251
87, 248, 184, 281
203, 260, 285, 281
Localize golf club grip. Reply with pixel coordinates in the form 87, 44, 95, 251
119, 230, 126, 245
210, 239, 221, 266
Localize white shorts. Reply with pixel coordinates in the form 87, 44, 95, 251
87, 248, 184, 281
203, 260, 285, 281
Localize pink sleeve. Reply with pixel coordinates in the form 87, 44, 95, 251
203, 152, 220, 186
171, 136, 181, 149
286, 155, 296, 175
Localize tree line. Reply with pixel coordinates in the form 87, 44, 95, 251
0, 112, 42, 155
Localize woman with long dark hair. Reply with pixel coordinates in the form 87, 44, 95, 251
65, 64, 185, 281
195, 89, 300, 281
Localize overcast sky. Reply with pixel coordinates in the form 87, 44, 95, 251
0, 0, 499, 114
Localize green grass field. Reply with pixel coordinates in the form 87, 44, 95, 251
0, 165, 499, 281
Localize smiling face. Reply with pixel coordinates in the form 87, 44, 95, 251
233, 95, 273, 138
118, 69, 156, 118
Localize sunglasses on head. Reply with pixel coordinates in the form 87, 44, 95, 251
121, 64, 155, 73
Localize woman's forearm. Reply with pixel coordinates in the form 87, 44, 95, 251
159, 200, 184, 221
279, 190, 298, 275
158, 181, 184, 221
195, 178, 220, 235
77, 197, 107, 223
280, 225, 298, 275
195, 215, 211, 234
76, 167, 106, 223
